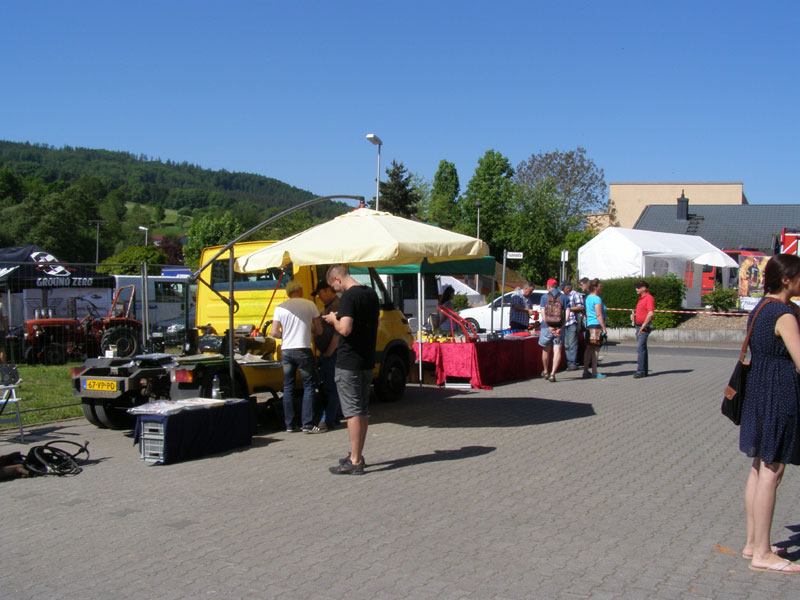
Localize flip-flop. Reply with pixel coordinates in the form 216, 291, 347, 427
749, 559, 800, 573
742, 546, 789, 560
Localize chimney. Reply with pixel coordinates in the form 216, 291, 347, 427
677, 190, 689, 221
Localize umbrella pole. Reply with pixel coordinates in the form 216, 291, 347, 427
417, 272, 423, 387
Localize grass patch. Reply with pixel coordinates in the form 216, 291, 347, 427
1, 363, 81, 428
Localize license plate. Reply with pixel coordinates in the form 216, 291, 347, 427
84, 379, 118, 392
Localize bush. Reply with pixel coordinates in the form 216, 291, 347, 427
702, 286, 738, 312
452, 293, 470, 311
599, 274, 685, 330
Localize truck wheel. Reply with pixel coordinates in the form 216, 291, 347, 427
42, 343, 67, 365
81, 400, 106, 428
374, 351, 408, 402
94, 405, 135, 430
101, 327, 141, 359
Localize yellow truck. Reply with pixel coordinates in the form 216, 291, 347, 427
73, 240, 415, 429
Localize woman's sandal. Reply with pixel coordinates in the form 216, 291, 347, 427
748, 559, 800, 574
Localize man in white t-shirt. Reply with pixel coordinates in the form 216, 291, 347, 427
271, 279, 322, 433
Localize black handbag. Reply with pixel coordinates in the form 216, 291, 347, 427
721, 298, 776, 425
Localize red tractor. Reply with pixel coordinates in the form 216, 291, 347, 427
7, 285, 143, 365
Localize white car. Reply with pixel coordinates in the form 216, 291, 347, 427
459, 290, 547, 332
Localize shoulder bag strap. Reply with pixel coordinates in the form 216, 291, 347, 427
740, 298, 778, 362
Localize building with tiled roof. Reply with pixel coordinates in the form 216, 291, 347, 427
633, 201, 800, 254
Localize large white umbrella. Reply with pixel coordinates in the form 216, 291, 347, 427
692, 251, 738, 268
234, 208, 488, 272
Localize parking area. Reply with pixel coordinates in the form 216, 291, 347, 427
2, 343, 798, 599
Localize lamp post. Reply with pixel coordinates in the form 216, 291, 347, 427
365, 133, 382, 211
88, 219, 106, 267
138, 225, 149, 246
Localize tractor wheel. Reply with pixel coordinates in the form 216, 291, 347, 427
81, 400, 106, 428
100, 327, 141, 358
41, 343, 67, 365
94, 404, 135, 430
374, 351, 408, 402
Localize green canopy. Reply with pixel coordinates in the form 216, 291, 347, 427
351, 256, 495, 276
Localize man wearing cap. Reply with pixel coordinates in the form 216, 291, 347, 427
312, 279, 341, 430
539, 278, 571, 382
561, 280, 583, 370
632, 280, 655, 378
271, 279, 323, 433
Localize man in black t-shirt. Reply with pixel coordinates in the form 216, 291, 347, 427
322, 265, 379, 475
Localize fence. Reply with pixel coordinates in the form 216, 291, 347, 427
1, 261, 195, 365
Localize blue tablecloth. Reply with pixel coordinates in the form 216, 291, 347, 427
135, 400, 253, 464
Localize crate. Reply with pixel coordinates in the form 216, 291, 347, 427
140, 420, 165, 437
139, 435, 165, 462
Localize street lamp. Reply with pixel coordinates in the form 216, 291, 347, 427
365, 133, 382, 211
138, 225, 149, 246
88, 219, 106, 267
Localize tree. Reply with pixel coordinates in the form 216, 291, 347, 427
408, 172, 431, 221
152, 201, 166, 223
183, 213, 245, 265
459, 150, 515, 259
373, 160, 420, 218
428, 160, 460, 229
504, 179, 566, 283
157, 234, 185, 265
99, 245, 168, 275
514, 147, 606, 228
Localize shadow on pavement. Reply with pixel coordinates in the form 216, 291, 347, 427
366, 445, 495, 473
372, 387, 596, 428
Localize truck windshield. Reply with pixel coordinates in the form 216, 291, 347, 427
351, 268, 393, 308
210, 259, 291, 291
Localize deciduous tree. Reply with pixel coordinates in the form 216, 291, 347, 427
459, 150, 515, 258
514, 147, 606, 228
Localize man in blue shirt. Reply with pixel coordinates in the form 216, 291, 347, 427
538, 278, 571, 382
508, 283, 535, 331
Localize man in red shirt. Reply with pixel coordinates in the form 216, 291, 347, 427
632, 280, 655, 378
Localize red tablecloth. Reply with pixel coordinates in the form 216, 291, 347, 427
414, 335, 565, 389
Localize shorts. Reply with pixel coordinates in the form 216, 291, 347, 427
335, 368, 373, 418
538, 324, 563, 347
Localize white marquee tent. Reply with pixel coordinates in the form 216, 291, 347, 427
577, 227, 738, 307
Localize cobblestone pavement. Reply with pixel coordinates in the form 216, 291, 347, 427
3, 343, 800, 599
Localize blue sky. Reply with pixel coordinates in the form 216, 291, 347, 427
1, 1, 798, 207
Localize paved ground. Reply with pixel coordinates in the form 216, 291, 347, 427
2, 342, 800, 599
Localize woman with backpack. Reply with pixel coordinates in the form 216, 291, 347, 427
583, 278, 608, 379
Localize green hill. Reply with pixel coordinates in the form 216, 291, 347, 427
0, 140, 352, 263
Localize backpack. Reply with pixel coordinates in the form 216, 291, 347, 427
543, 292, 565, 328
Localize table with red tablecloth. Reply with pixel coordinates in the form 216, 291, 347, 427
414, 334, 566, 389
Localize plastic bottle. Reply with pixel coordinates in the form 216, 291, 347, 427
211, 375, 222, 399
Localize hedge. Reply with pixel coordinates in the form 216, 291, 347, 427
598, 274, 686, 330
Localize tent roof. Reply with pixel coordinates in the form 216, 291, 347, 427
353, 256, 495, 276
0, 245, 115, 292
578, 227, 737, 279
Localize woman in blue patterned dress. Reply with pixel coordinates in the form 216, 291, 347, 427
740, 254, 800, 573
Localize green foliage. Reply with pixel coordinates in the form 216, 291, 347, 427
0, 140, 352, 262
702, 286, 739, 312
600, 274, 685, 329
428, 159, 460, 229
546, 230, 596, 282
373, 160, 421, 218
183, 213, 245, 265
452, 293, 470, 311
459, 149, 515, 258
99, 245, 168, 275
